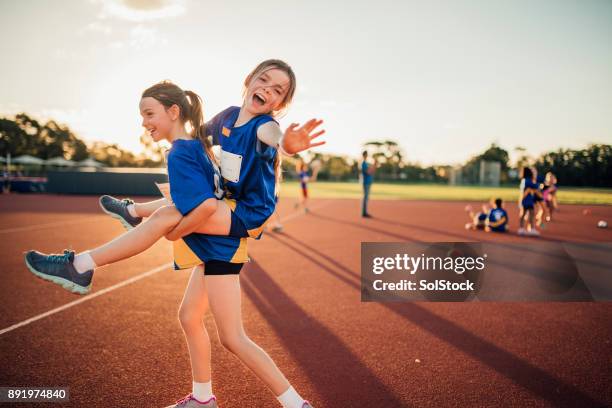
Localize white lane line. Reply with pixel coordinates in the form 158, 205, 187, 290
0, 199, 332, 336
0, 219, 91, 234
0, 263, 172, 336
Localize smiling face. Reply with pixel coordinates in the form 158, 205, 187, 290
243, 68, 291, 116
139, 96, 176, 142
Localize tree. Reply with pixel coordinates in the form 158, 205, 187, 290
364, 140, 405, 180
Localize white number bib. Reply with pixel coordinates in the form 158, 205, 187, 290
220, 149, 242, 183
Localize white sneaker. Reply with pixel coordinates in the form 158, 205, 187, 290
517, 228, 526, 236
527, 229, 540, 236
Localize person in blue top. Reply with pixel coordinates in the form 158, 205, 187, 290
464, 198, 508, 232
361, 150, 377, 218
487, 198, 509, 232
25, 81, 242, 407
518, 167, 542, 236
533, 168, 547, 227
25, 71, 320, 408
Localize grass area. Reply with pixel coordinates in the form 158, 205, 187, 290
278, 181, 612, 205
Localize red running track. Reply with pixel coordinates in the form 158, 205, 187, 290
0, 194, 610, 407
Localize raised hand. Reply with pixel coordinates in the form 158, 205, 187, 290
281, 119, 325, 155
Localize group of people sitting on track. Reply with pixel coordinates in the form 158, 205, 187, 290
465, 168, 558, 237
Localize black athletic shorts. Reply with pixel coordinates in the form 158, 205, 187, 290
204, 260, 244, 275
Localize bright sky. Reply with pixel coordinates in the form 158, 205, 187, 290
1, 0, 611, 165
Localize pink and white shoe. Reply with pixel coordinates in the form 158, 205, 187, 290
167, 393, 218, 408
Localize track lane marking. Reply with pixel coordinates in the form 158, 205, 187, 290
0, 263, 172, 336
1, 199, 334, 336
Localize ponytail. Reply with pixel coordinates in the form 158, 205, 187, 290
184, 89, 215, 164
184, 90, 204, 141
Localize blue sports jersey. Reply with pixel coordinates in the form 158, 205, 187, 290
362, 162, 373, 185
520, 178, 539, 208
168, 139, 223, 215
488, 207, 508, 232
206, 106, 278, 238
167, 139, 247, 265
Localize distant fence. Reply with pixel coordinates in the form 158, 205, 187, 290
449, 160, 501, 186
46, 169, 168, 195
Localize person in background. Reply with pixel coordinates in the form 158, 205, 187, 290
361, 150, 377, 218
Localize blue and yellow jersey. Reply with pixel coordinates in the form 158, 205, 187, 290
167, 139, 248, 269
487, 207, 508, 232
520, 178, 540, 207
206, 106, 278, 239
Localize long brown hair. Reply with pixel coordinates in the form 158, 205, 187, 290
243, 60, 297, 195
142, 81, 214, 162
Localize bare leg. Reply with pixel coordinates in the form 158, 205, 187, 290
179, 265, 212, 382
535, 202, 544, 226
206, 275, 291, 396
90, 205, 183, 266
519, 207, 526, 229
133, 198, 169, 218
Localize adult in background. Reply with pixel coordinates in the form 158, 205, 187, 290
361, 150, 377, 218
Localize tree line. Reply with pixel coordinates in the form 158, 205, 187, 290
1, 113, 610, 186
0, 113, 162, 167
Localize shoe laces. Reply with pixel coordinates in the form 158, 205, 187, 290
175, 393, 195, 405
47, 250, 72, 264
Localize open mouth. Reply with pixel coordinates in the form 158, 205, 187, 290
253, 93, 266, 106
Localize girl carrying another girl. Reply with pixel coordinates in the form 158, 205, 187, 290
26, 59, 323, 408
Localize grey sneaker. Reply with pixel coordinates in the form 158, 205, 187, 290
99, 195, 142, 230
168, 394, 218, 408
25, 250, 93, 295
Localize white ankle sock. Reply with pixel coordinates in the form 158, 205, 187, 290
73, 251, 97, 273
192, 380, 213, 402
277, 386, 305, 408
126, 203, 139, 218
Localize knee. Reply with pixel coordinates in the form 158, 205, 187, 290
178, 305, 203, 332
218, 331, 248, 354
151, 205, 181, 226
